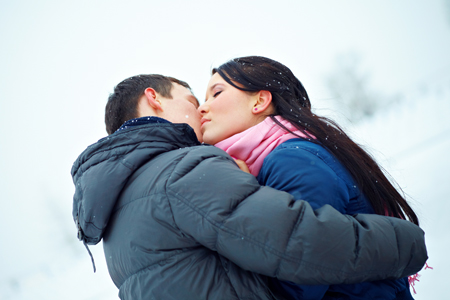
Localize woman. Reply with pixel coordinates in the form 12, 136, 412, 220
198, 56, 418, 299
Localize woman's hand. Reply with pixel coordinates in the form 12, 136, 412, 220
234, 159, 250, 173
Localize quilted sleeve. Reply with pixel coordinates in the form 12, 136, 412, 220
165, 146, 427, 285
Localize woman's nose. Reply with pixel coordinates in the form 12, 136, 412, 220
198, 103, 208, 115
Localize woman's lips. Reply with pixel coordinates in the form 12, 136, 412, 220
200, 118, 210, 130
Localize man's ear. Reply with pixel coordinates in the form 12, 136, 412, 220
144, 88, 164, 111
252, 90, 273, 114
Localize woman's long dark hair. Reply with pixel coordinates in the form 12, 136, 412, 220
214, 56, 418, 225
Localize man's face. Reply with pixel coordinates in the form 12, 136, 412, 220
160, 83, 203, 142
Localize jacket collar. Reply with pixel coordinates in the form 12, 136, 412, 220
115, 116, 170, 133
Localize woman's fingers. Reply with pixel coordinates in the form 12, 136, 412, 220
234, 159, 250, 173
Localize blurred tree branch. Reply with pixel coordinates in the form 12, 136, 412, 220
325, 52, 400, 124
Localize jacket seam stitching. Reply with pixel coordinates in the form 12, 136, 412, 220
274, 201, 306, 277
112, 193, 165, 213
119, 251, 187, 291
163, 151, 191, 234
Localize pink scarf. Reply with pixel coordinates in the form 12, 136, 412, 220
215, 116, 309, 176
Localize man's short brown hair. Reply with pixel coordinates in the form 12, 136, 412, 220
105, 74, 191, 135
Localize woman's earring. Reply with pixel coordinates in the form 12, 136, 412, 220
254, 108, 258, 111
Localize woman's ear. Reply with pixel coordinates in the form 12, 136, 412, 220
144, 88, 164, 111
252, 90, 273, 114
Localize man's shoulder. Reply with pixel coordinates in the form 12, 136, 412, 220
171, 143, 234, 163
143, 143, 233, 174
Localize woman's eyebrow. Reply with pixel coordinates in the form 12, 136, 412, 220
209, 83, 223, 91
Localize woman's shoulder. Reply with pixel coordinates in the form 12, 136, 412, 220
273, 138, 356, 187
272, 137, 327, 151
261, 138, 361, 198
267, 138, 337, 166
258, 139, 341, 209
262, 138, 374, 214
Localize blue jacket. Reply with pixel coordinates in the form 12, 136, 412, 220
257, 138, 414, 300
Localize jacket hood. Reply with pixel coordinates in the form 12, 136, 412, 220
71, 123, 200, 245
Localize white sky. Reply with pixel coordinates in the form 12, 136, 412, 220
1, 0, 449, 299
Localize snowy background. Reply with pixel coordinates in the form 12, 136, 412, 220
1, 0, 449, 299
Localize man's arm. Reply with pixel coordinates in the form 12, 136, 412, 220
166, 146, 427, 285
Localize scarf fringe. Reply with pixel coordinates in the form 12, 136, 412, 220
408, 262, 433, 294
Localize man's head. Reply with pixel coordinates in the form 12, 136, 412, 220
105, 74, 202, 142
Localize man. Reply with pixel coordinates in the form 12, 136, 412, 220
72, 74, 426, 299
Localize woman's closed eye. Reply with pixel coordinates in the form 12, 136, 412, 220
213, 91, 222, 97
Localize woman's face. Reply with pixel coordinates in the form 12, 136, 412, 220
199, 73, 261, 145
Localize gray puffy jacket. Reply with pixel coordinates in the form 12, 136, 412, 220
72, 122, 427, 300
